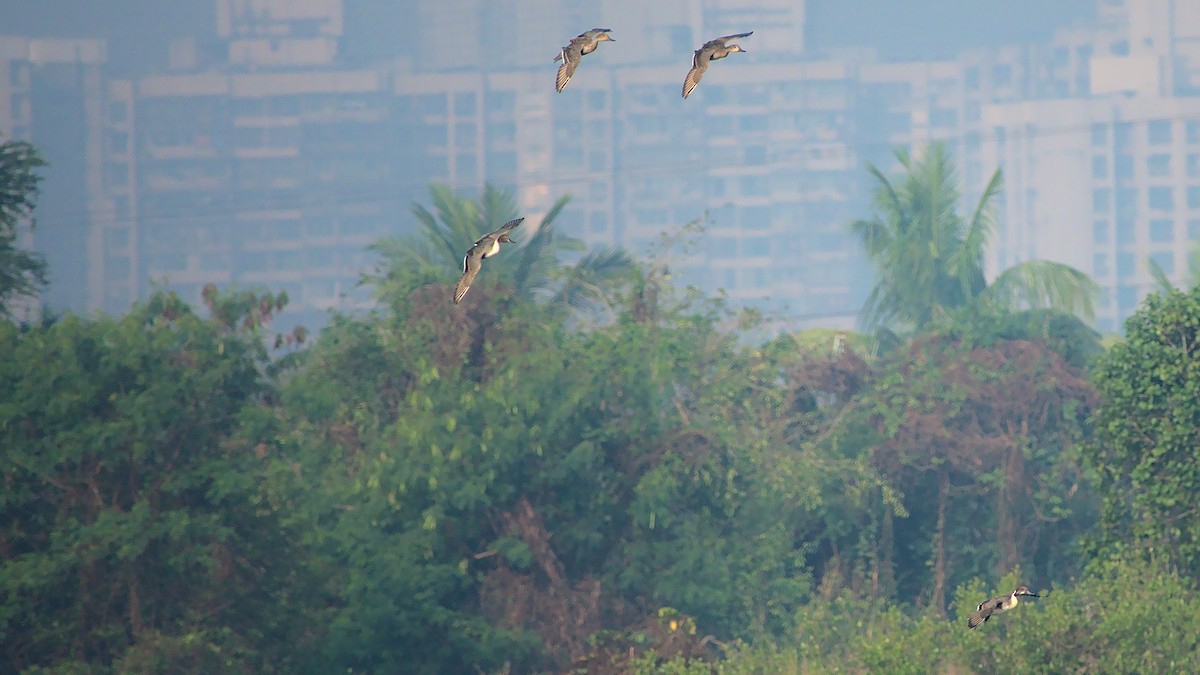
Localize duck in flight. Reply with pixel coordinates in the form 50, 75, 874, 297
682, 32, 752, 99
454, 217, 524, 305
554, 28, 614, 92
967, 586, 1040, 629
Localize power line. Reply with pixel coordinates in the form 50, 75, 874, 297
25, 109, 1200, 232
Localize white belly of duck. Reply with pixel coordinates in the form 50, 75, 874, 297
483, 240, 502, 258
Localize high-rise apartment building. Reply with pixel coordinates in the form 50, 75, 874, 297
978, 0, 1200, 333
5, 0, 1197, 333
0, 37, 107, 314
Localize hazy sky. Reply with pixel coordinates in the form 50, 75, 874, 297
805, 0, 1095, 59
6, 0, 1096, 66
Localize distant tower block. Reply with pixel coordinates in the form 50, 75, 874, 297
216, 0, 344, 67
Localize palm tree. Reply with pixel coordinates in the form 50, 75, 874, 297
369, 183, 637, 312
849, 142, 1097, 331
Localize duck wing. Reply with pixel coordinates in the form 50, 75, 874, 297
706, 31, 753, 49
454, 251, 483, 304
967, 596, 1005, 629
682, 49, 710, 99
488, 217, 523, 238
556, 53, 581, 92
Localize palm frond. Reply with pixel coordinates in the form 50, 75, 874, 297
848, 217, 893, 258
513, 194, 573, 292
982, 260, 1099, 320
411, 201, 460, 265
1147, 255, 1176, 294
949, 166, 1003, 300
552, 247, 639, 312
479, 182, 518, 231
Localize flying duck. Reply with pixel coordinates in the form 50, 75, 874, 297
554, 28, 614, 92
453, 217, 524, 304
682, 32, 752, 99
967, 586, 1040, 629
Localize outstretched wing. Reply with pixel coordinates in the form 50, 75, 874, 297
682, 53, 708, 99
488, 217, 524, 238
967, 597, 1003, 629
454, 253, 482, 304
556, 54, 580, 92
967, 608, 989, 629
709, 31, 753, 47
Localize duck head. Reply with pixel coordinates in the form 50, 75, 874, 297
1014, 586, 1039, 598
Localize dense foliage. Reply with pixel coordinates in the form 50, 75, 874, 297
4, 171, 1200, 673
1086, 285, 1200, 575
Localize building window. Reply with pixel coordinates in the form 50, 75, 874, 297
1116, 286, 1138, 313
1093, 188, 1111, 212
1091, 123, 1107, 146
744, 237, 770, 257
455, 152, 477, 179
1116, 252, 1135, 276
1190, 219, 1200, 240
487, 91, 515, 114
1150, 218, 1174, 242
1149, 186, 1174, 210
1148, 120, 1172, 144
1117, 217, 1135, 243
1115, 154, 1134, 179
741, 205, 772, 230
1148, 154, 1171, 177
109, 101, 128, 123
454, 92, 476, 116
491, 122, 516, 144
1093, 220, 1109, 243
1188, 120, 1200, 144
932, 108, 957, 128
487, 149, 516, 176
1115, 122, 1133, 148
1189, 153, 1200, 177
106, 227, 130, 250
965, 100, 981, 123
992, 64, 1013, 87
420, 94, 445, 117
964, 67, 980, 90
1189, 186, 1200, 209
109, 130, 129, 153
455, 122, 476, 147
1092, 156, 1108, 178
1093, 253, 1109, 276
711, 237, 737, 259
739, 175, 768, 197
739, 115, 767, 133
587, 151, 606, 171
105, 256, 131, 281
199, 252, 229, 272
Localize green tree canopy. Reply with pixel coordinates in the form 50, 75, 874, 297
1085, 285, 1200, 576
0, 289, 312, 673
